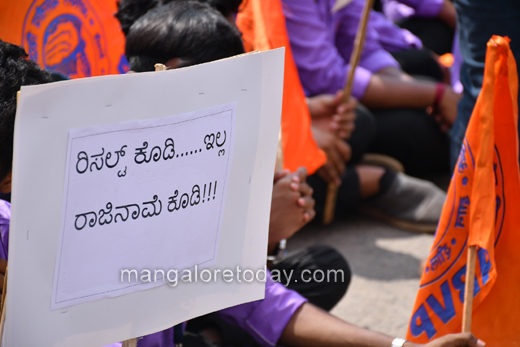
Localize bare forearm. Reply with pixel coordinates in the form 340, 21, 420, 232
438, 0, 457, 28
376, 67, 412, 81
280, 303, 409, 347
361, 74, 436, 109
279, 302, 484, 347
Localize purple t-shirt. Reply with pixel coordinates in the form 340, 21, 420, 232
105, 277, 305, 347
0, 200, 9, 261
281, 0, 421, 98
0, 200, 305, 347
369, 9, 423, 53
382, 0, 444, 23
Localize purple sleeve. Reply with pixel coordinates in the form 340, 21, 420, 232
0, 200, 10, 261
451, 34, 463, 93
332, 0, 404, 70
101, 331, 173, 347
382, 0, 443, 19
217, 271, 307, 347
382, 0, 416, 22
281, 0, 372, 99
102, 323, 176, 347
103, 275, 306, 347
368, 10, 423, 52
131, 329, 174, 347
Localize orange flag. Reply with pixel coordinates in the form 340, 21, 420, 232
0, 0, 128, 78
1, 0, 325, 175
407, 36, 520, 344
237, 0, 327, 174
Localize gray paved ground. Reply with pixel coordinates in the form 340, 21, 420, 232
288, 216, 435, 337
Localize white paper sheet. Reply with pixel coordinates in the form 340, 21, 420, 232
5, 48, 285, 346
52, 103, 235, 309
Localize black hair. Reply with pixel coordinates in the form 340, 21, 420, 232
0, 40, 53, 181
204, 0, 243, 18
125, 1, 245, 72
115, 0, 243, 36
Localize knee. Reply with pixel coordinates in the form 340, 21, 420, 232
354, 104, 377, 142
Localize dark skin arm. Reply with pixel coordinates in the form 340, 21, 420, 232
280, 303, 485, 347
0, 258, 6, 294
438, 0, 457, 29
361, 74, 461, 128
307, 92, 358, 140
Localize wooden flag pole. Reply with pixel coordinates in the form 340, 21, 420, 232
122, 339, 138, 347
121, 63, 170, 347
155, 63, 167, 71
0, 266, 8, 343
462, 245, 477, 332
276, 129, 284, 172
340, 0, 374, 101
323, 0, 375, 225
0, 266, 7, 312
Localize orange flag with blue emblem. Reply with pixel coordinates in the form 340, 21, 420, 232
0, 0, 128, 77
407, 36, 520, 345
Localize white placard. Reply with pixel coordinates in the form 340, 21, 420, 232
5, 48, 285, 346
53, 104, 235, 309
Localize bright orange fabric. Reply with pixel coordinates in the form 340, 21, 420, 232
439, 53, 454, 68
0, 0, 128, 78
237, 0, 326, 174
407, 36, 520, 345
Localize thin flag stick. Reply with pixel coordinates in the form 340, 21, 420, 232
120, 63, 169, 347
155, 63, 167, 71
462, 245, 477, 332
276, 129, 284, 172
323, 0, 375, 225
122, 339, 138, 347
0, 266, 8, 343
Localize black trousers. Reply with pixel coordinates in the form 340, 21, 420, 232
391, 49, 444, 82
369, 107, 450, 176
308, 103, 449, 216
397, 17, 455, 56
186, 246, 351, 346
270, 245, 351, 311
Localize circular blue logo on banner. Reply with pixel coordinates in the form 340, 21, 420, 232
22, 0, 110, 78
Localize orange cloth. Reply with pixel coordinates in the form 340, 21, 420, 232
407, 36, 520, 345
237, 0, 326, 174
439, 53, 454, 68
0, 0, 128, 78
